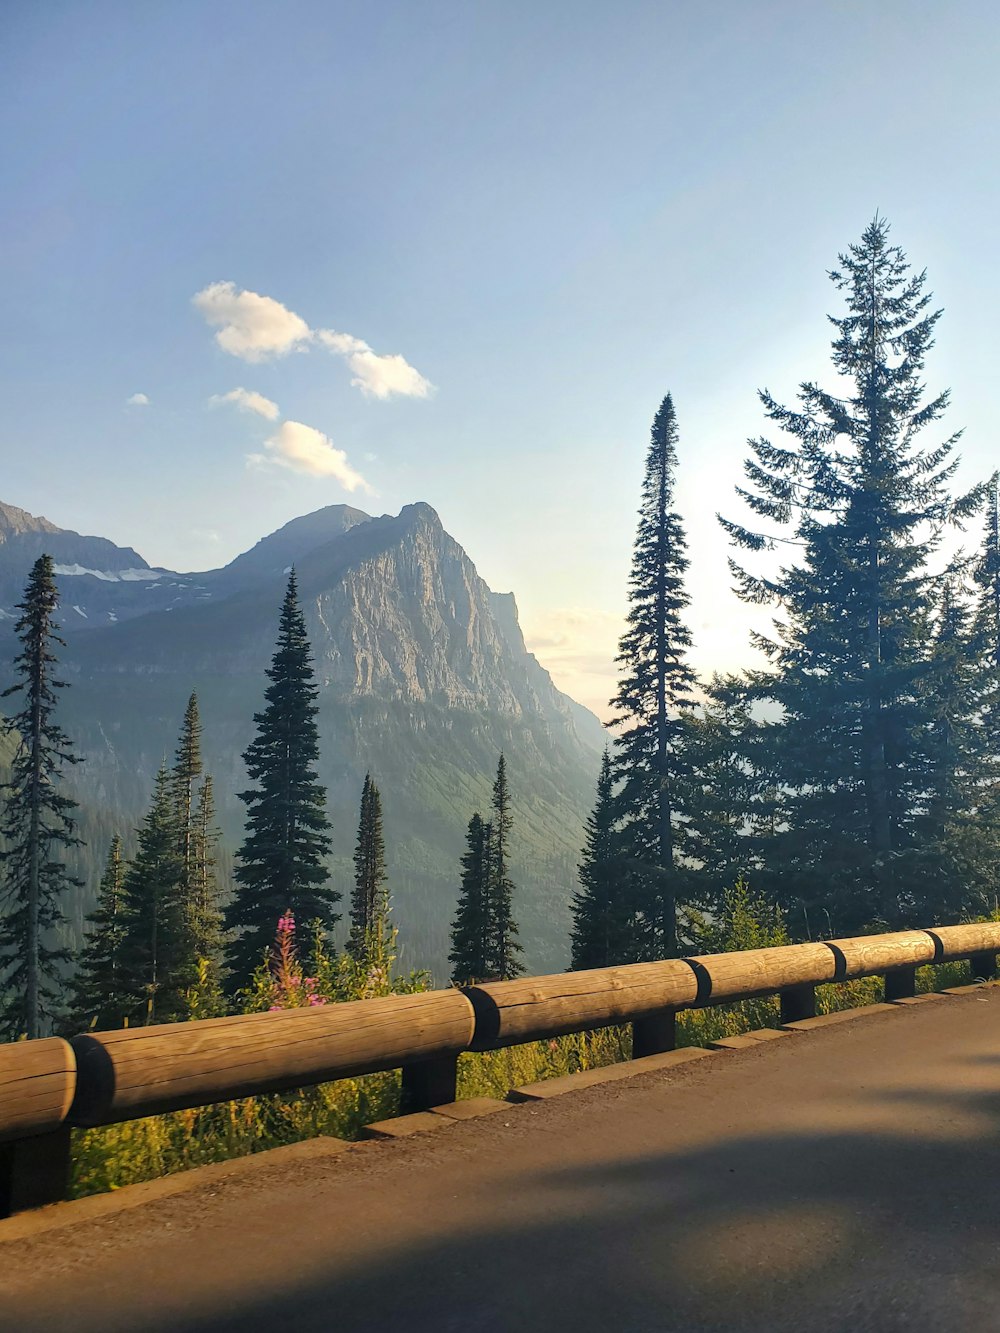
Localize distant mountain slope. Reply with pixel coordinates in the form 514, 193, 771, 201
0, 498, 605, 978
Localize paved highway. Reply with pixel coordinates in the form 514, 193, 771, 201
2, 987, 1000, 1332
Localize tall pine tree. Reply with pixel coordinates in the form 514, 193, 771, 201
486, 754, 523, 980
347, 773, 390, 972
69, 834, 128, 1030
611, 394, 698, 959
721, 218, 978, 931
119, 766, 188, 1024
172, 694, 202, 901
187, 775, 226, 1013
449, 813, 492, 984
226, 571, 337, 987
0, 554, 82, 1038
167, 696, 224, 1006
570, 749, 634, 969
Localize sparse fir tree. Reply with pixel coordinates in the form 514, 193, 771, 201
0, 554, 83, 1038
186, 774, 226, 1014
347, 773, 390, 973
171, 693, 202, 897
611, 394, 698, 958
486, 754, 523, 980
68, 834, 128, 1030
571, 749, 635, 969
721, 217, 980, 932
449, 813, 492, 984
226, 570, 338, 988
119, 766, 187, 1024
170, 692, 205, 997
974, 473, 1000, 733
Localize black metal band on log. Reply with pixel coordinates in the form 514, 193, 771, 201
0, 1038, 76, 1144
465, 960, 700, 1051
68, 989, 476, 1126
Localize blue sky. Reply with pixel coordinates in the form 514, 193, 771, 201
2, 1, 997, 716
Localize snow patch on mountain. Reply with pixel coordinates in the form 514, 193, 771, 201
54, 565, 169, 582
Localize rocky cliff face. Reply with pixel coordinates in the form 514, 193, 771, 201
0, 498, 605, 977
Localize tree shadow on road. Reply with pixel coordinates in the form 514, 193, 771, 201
152, 1054, 1000, 1333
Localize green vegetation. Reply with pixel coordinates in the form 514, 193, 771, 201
449, 754, 524, 982
225, 569, 339, 988
0, 553, 82, 1038
347, 773, 391, 977
609, 393, 697, 960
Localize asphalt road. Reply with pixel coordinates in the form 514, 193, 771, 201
3, 987, 1000, 1333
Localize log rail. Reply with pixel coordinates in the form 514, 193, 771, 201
1, 921, 997, 1217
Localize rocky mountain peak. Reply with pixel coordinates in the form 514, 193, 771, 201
0, 500, 62, 544
215, 503, 373, 591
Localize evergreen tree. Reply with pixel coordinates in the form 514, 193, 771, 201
909, 578, 998, 919
449, 813, 491, 984
347, 773, 390, 972
486, 754, 523, 979
0, 554, 82, 1038
226, 571, 337, 987
684, 673, 781, 907
171, 692, 203, 898
973, 474, 1000, 725
69, 834, 128, 1030
571, 749, 635, 969
170, 692, 205, 996
119, 766, 187, 1024
721, 217, 978, 932
611, 394, 698, 958
187, 775, 226, 1013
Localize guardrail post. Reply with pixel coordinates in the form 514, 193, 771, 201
780, 983, 816, 1024
969, 951, 998, 981
400, 1054, 459, 1113
884, 967, 917, 1002
0, 1127, 72, 1218
632, 1009, 676, 1057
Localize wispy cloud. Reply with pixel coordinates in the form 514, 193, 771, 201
192, 282, 311, 361
250, 420, 370, 491
126, 392, 150, 406
315, 330, 433, 400
192, 281, 433, 399
209, 387, 280, 421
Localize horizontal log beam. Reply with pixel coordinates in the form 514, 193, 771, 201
825, 931, 937, 980
684, 943, 837, 1005
927, 923, 1000, 962
466, 960, 700, 1050
69, 990, 475, 1126
0, 1038, 76, 1145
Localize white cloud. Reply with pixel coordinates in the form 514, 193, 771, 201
126, 392, 150, 406
209, 387, 280, 421
192, 281, 312, 361
316, 330, 369, 357
347, 349, 433, 400
255, 420, 370, 491
193, 282, 434, 398
316, 328, 433, 399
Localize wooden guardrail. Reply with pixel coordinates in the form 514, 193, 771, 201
1, 921, 997, 1217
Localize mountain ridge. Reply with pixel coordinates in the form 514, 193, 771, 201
0, 497, 604, 976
